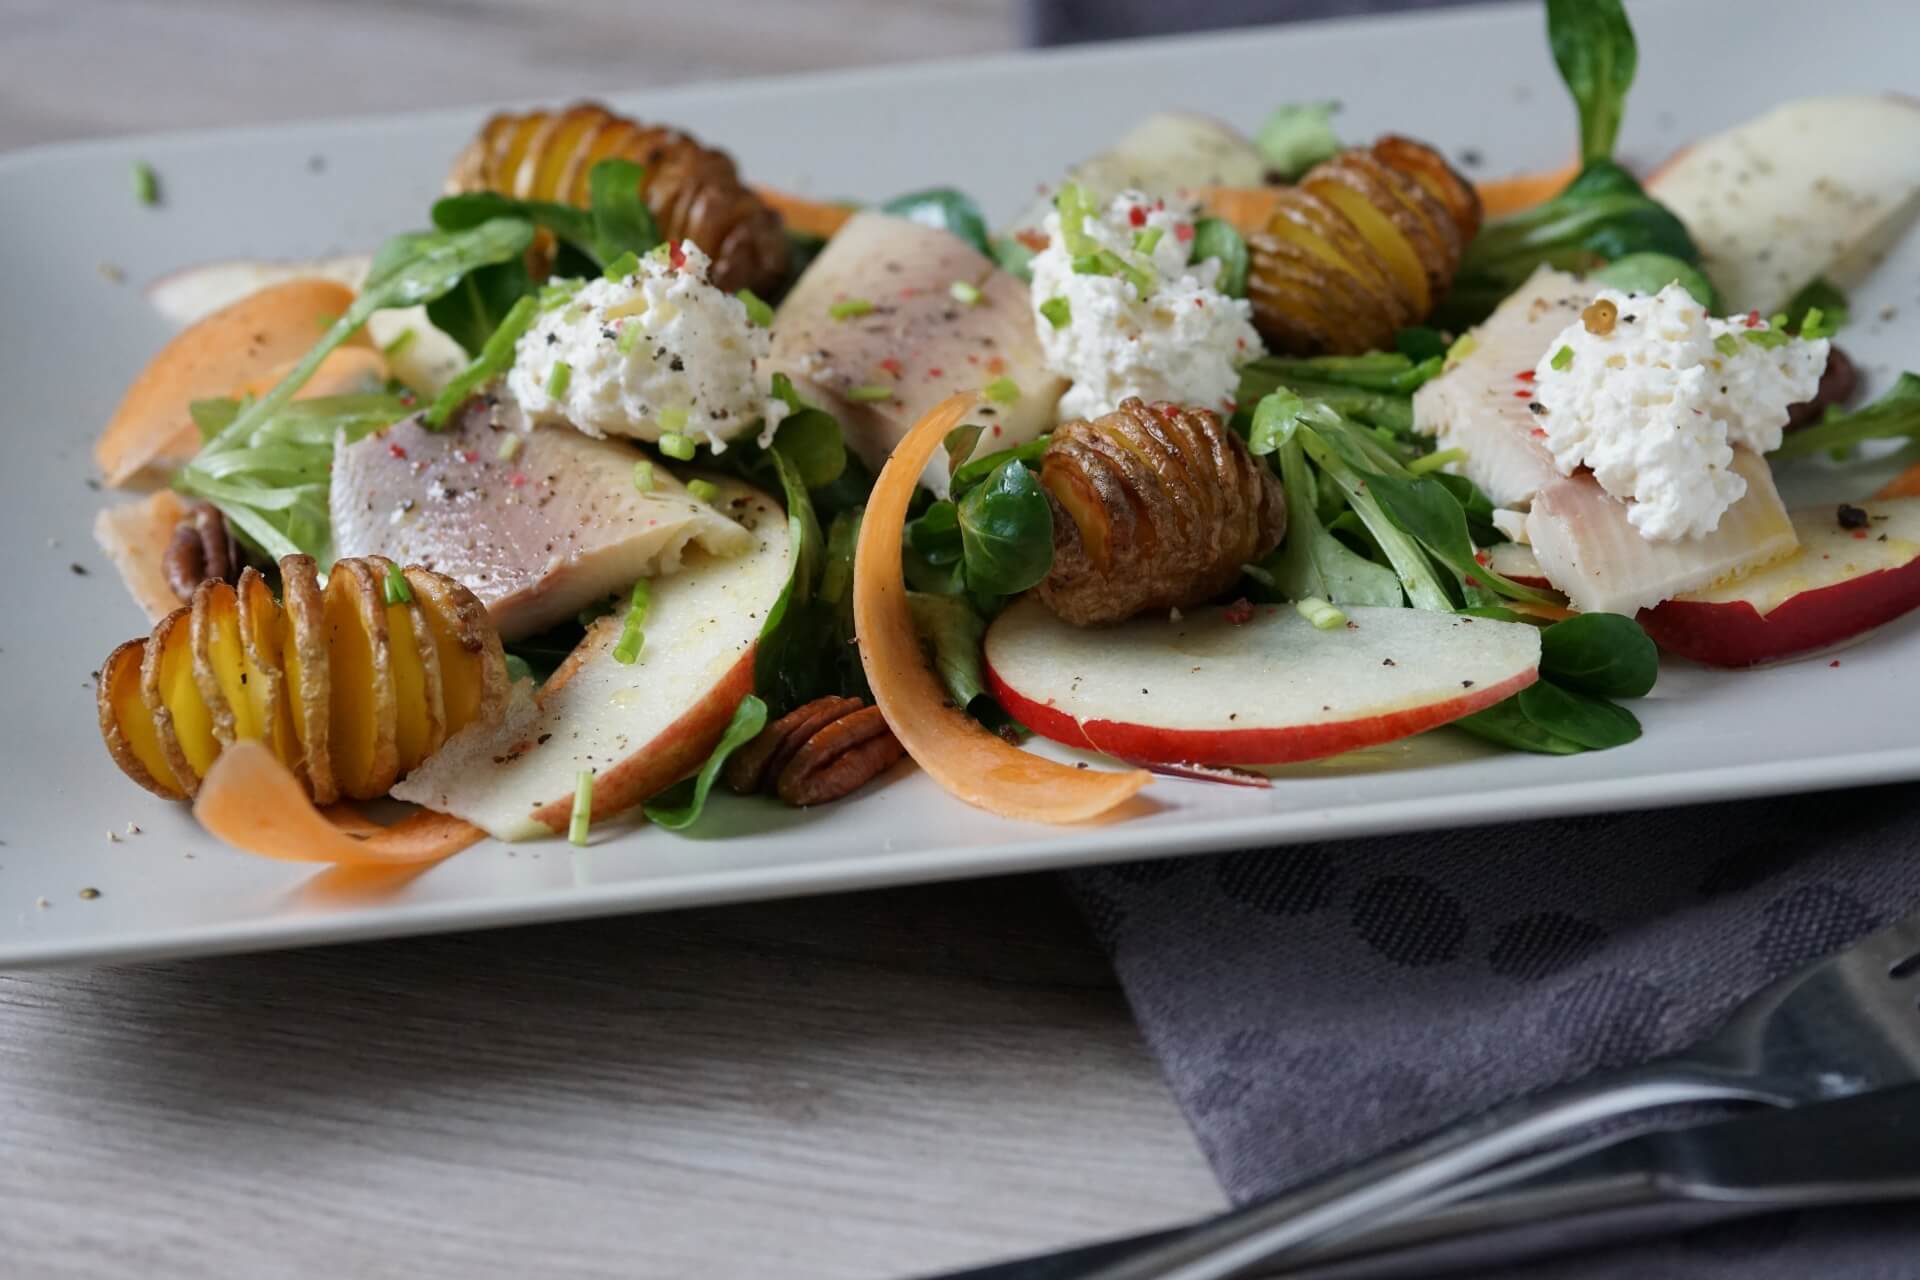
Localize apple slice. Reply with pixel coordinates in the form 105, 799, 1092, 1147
984, 599, 1541, 766
1485, 541, 1553, 591
1638, 499, 1920, 668
389, 476, 790, 840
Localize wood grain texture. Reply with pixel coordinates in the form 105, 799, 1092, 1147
0, 880, 1223, 1279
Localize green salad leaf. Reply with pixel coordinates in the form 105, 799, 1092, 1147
1538, 612, 1659, 698
1254, 101, 1342, 180
641, 695, 769, 830
950, 434, 1052, 498
427, 294, 539, 425
1588, 252, 1717, 309
175, 218, 531, 562
1189, 218, 1249, 298
587, 159, 662, 262
955, 459, 1054, 597
1545, 0, 1637, 164
1260, 439, 1403, 607
767, 373, 849, 489
990, 234, 1036, 282
880, 187, 992, 256
1243, 351, 1442, 395
1781, 278, 1850, 335
1771, 372, 1920, 462
908, 592, 992, 711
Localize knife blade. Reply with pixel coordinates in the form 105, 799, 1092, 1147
920, 1083, 1920, 1280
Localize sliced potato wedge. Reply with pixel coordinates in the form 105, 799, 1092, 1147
403, 566, 509, 737
141, 606, 215, 796
321, 558, 400, 801
364, 556, 447, 776
279, 555, 336, 805
99, 639, 187, 799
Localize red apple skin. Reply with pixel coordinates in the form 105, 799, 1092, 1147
984, 664, 1539, 767
526, 644, 757, 833
1638, 555, 1920, 668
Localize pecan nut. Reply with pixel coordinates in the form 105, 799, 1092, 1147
776, 705, 906, 807
723, 696, 903, 806
163, 502, 244, 601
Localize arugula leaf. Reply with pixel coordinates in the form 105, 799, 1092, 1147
1296, 429, 1454, 612
1189, 218, 1249, 298
196, 218, 533, 465
1546, 0, 1637, 164
1254, 101, 1342, 180
174, 393, 412, 564
956, 459, 1054, 596
641, 695, 768, 830
427, 255, 534, 356
1771, 372, 1920, 461
432, 191, 597, 251
1539, 612, 1658, 698
908, 592, 991, 711
880, 187, 992, 256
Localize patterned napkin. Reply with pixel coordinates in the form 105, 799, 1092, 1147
1066, 784, 1920, 1275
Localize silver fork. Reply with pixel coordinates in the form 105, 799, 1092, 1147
1068, 902, 1920, 1280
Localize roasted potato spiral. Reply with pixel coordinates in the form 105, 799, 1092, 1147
98, 556, 508, 804
1248, 135, 1481, 355
446, 102, 789, 296
1038, 399, 1287, 626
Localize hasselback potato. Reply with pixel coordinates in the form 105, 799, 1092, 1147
446, 102, 788, 296
1248, 135, 1481, 354
98, 556, 508, 804
1038, 399, 1287, 626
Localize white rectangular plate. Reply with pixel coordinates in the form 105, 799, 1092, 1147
5, 0, 1917, 967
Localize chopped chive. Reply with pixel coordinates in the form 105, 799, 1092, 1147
545, 361, 572, 398
1408, 447, 1467, 476
647, 242, 673, 265
949, 280, 983, 306
658, 431, 696, 461
617, 324, 644, 354
496, 433, 522, 461
1054, 183, 1097, 258
737, 288, 774, 327
1039, 296, 1072, 329
602, 250, 640, 280
1769, 312, 1790, 330
381, 328, 417, 358
382, 562, 413, 606
611, 580, 652, 665
1550, 345, 1574, 372
1296, 596, 1346, 630
1072, 248, 1154, 295
632, 459, 655, 492
687, 478, 720, 505
568, 771, 594, 847
982, 376, 1021, 405
1445, 333, 1478, 367
1132, 226, 1164, 255
658, 405, 690, 432
1799, 307, 1832, 340
829, 298, 874, 320
131, 161, 159, 206
1713, 333, 1741, 357
540, 278, 584, 310
847, 383, 895, 402
1745, 327, 1791, 350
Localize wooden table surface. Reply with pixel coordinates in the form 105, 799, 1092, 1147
1, 3, 1226, 1277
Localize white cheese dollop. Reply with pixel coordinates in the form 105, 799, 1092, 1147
1029, 189, 1262, 421
1531, 283, 1827, 541
507, 241, 783, 450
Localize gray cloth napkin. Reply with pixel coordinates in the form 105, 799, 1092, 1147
1066, 784, 1920, 1276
